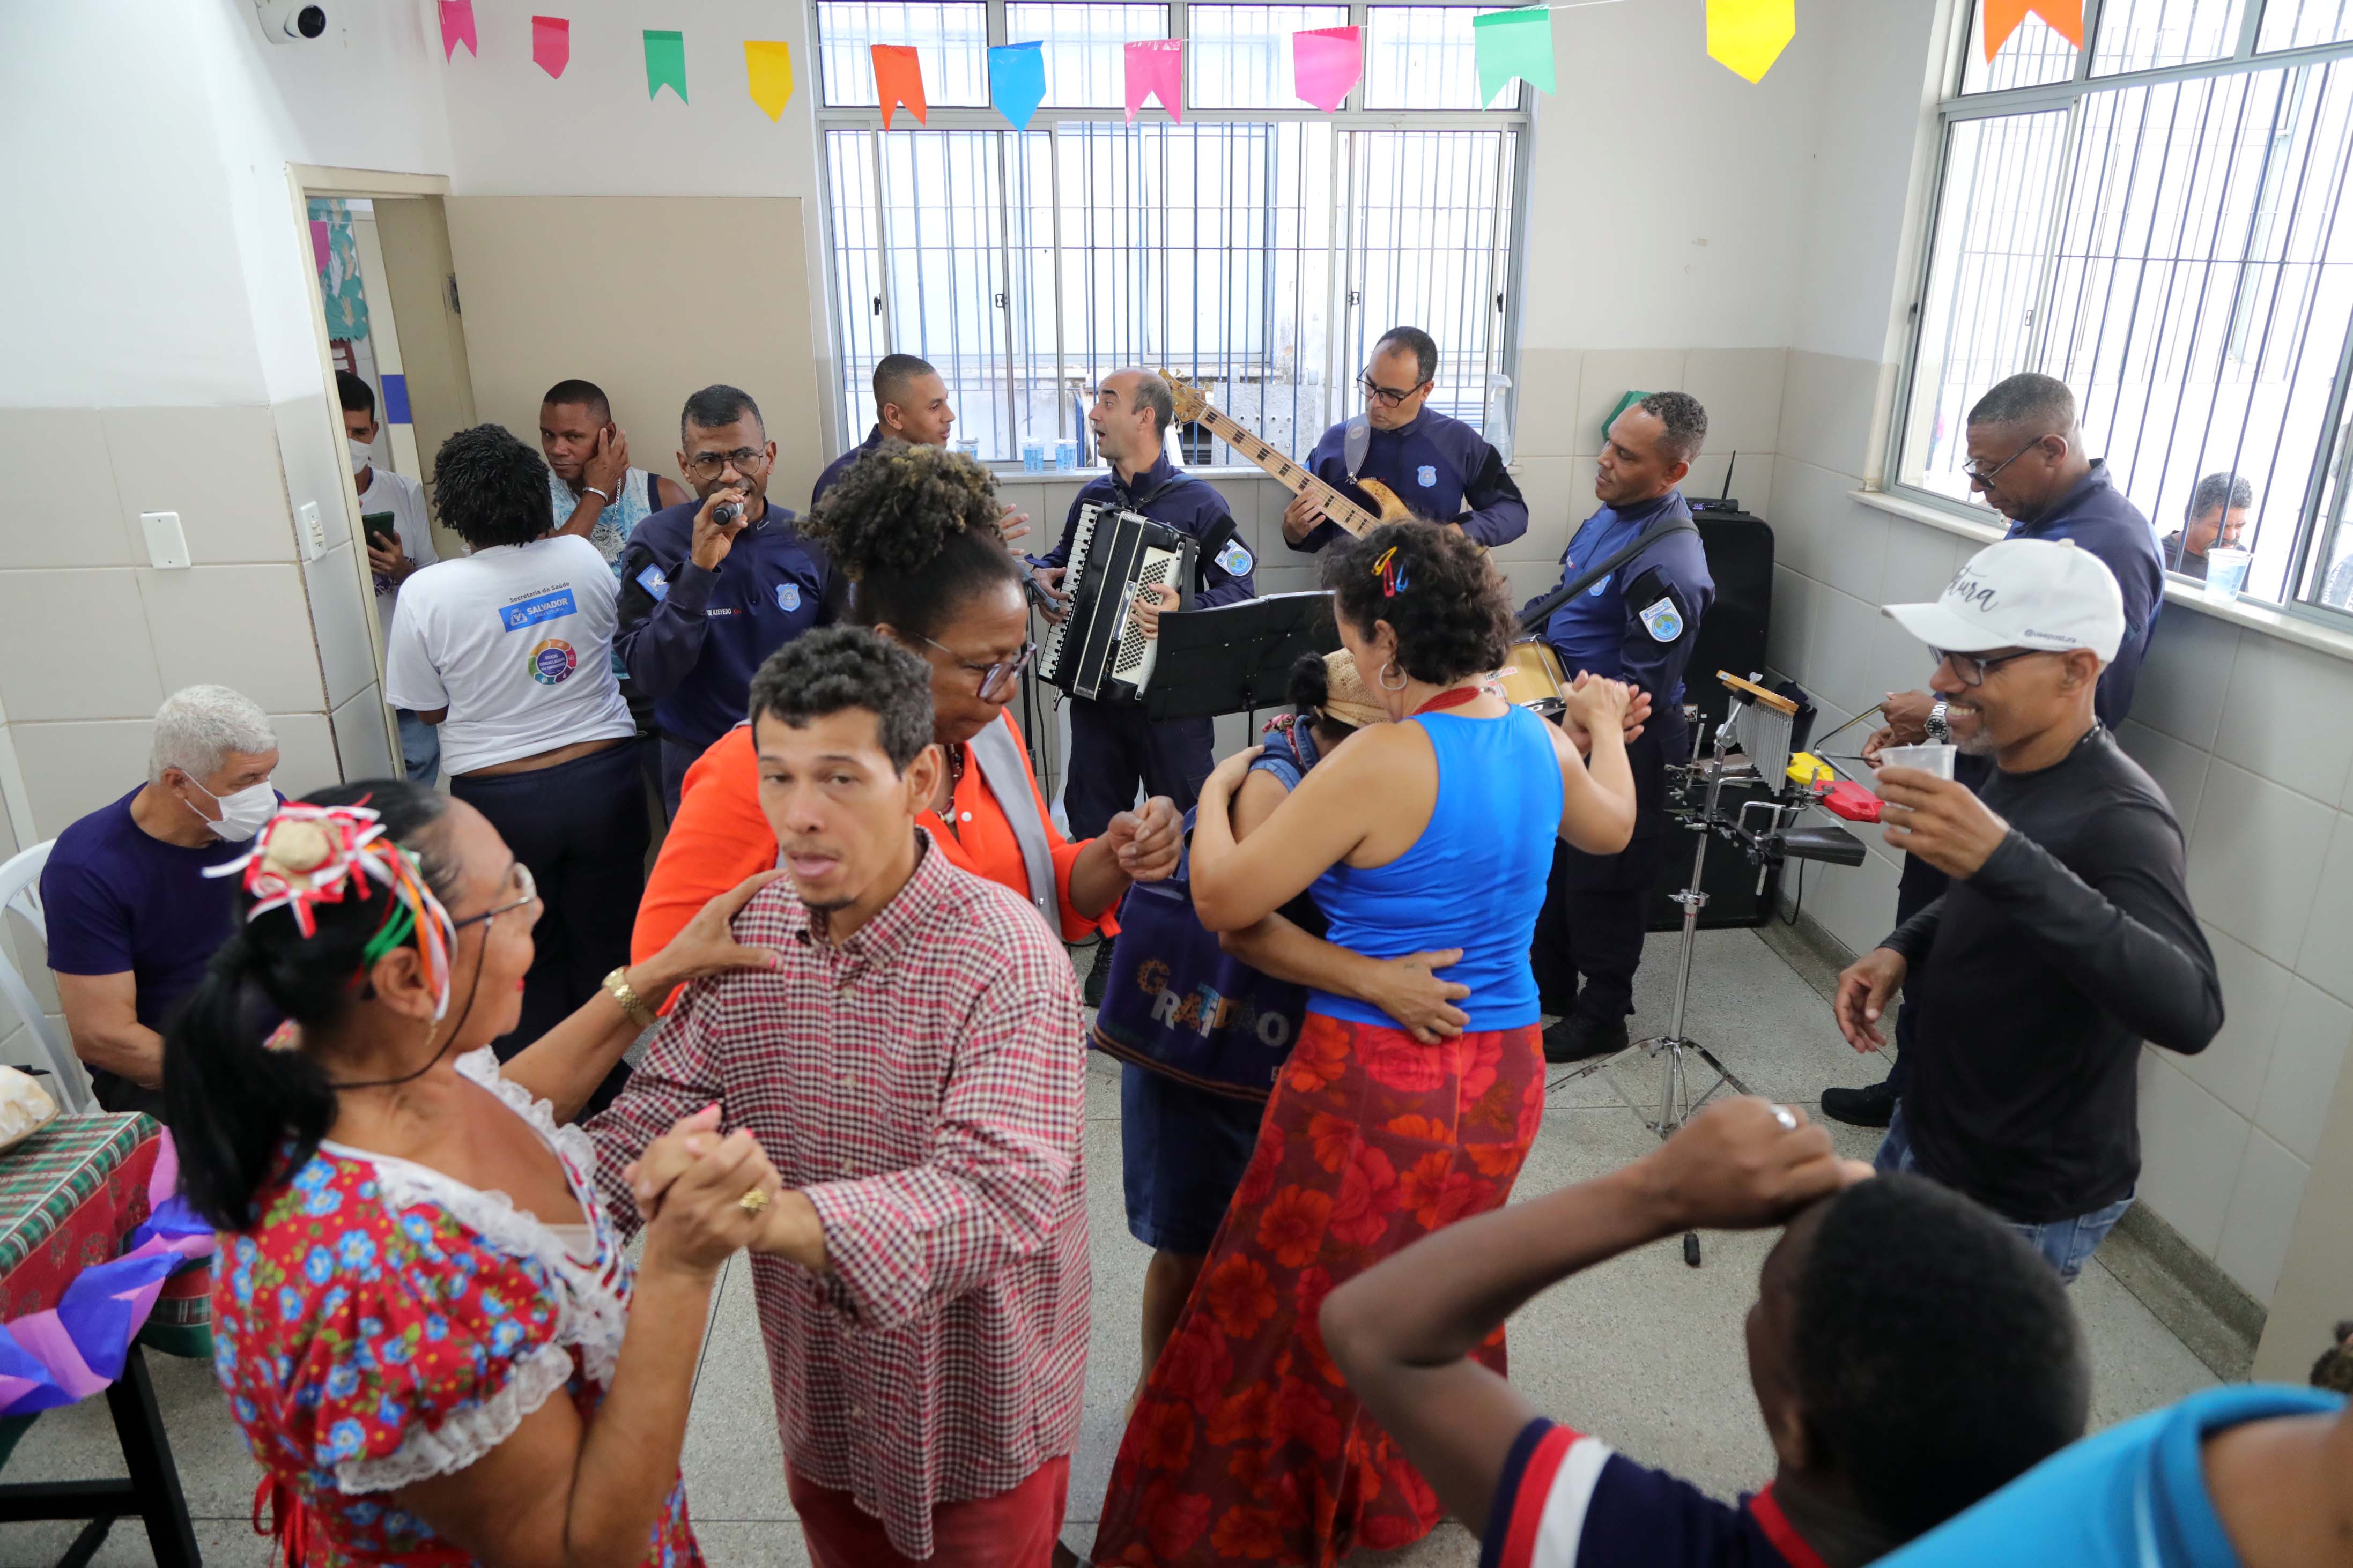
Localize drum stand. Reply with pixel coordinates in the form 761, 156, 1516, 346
1550, 725, 1753, 1268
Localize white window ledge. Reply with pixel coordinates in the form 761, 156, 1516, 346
1851, 486, 2353, 668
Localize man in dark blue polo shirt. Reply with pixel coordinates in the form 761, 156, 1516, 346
616, 384, 846, 815
1032, 369, 1254, 846
1281, 325, 1527, 552
1822, 372, 2166, 1128
810, 353, 954, 508
1526, 393, 1716, 1064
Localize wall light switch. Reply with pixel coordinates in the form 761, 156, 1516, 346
140, 511, 191, 569
298, 501, 326, 560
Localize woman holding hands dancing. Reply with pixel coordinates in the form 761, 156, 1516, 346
1089, 521, 1638, 1567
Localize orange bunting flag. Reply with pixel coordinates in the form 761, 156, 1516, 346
1981, 0, 2084, 61
871, 44, 928, 129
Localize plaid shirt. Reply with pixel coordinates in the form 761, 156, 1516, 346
588, 837, 1091, 1559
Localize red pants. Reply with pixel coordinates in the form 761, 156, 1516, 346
788, 1457, 1071, 1567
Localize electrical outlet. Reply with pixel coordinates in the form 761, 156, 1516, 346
298, 501, 325, 560
140, 511, 190, 570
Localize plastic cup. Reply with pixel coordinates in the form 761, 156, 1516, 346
954, 437, 981, 462
2204, 546, 2252, 602
1876, 742, 1957, 782
1055, 438, 1078, 471
1022, 441, 1046, 473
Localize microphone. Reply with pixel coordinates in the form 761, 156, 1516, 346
714, 499, 743, 527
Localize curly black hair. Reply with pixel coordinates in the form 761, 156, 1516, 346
1285, 651, 1360, 748
802, 442, 1025, 641
747, 627, 933, 773
1326, 521, 1513, 686
430, 424, 553, 550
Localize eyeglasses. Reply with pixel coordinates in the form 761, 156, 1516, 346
684, 447, 771, 480
1934, 648, 2046, 687
452, 862, 537, 929
1960, 436, 2048, 487
918, 634, 1035, 701
1358, 372, 1429, 409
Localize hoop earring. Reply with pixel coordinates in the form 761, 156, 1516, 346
1379, 660, 1409, 692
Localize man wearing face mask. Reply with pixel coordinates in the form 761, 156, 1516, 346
40, 686, 282, 1117
340, 371, 442, 784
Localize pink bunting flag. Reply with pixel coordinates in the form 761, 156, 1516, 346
309, 220, 331, 274
437, 0, 477, 61
1292, 26, 1362, 112
1125, 39, 1184, 123
532, 16, 571, 78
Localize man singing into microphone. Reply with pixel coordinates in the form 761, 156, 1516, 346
616, 384, 848, 815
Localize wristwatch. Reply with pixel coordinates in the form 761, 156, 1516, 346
1925, 699, 1950, 744
603, 966, 657, 1030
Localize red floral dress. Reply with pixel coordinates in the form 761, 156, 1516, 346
210, 1050, 701, 1567
1091, 1012, 1545, 1567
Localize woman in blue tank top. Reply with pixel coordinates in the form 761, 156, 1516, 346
1093, 523, 1639, 1568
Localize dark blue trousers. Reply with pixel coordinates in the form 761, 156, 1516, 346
1062, 698, 1215, 842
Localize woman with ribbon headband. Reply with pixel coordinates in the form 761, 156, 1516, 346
167, 779, 786, 1568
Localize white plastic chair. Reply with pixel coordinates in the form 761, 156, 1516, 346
0, 842, 96, 1113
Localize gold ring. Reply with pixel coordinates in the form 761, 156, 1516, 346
738, 1188, 771, 1214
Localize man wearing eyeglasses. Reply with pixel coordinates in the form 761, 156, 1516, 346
1833, 538, 2219, 1283
1281, 325, 1528, 552
1822, 373, 2165, 1131
617, 384, 848, 816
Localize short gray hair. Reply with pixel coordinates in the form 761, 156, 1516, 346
2190, 471, 2254, 519
150, 686, 275, 785
1969, 373, 2076, 434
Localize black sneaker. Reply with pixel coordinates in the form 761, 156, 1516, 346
1542, 1016, 1629, 1064
1083, 953, 1109, 1009
1821, 1079, 1896, 1128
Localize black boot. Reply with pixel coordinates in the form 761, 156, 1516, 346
1542, 1015, 1629, 1064
1821, 1077, 1896, 1128
1083, 950, 1109, 1009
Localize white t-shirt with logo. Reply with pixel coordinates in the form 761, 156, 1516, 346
359, 467, 439, 638
384, 536, 634, 776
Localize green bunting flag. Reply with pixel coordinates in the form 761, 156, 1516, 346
645, 29, 688, 102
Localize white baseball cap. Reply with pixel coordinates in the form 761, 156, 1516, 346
1882, 537, 2126, 662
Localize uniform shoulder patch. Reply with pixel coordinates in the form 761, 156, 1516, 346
635, 562, 670, 601
1638, 595, 1685, 643
1214, 538, 1254, 577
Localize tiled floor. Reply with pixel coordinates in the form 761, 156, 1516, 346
0, 926, 2218, 1566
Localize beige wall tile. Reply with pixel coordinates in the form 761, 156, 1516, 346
331, 683, 399, 783
2175, 925, 2287, 1118
2256, 978, 2352, 1162
2186, 761, 2332, 968
1498, 457, 1586, 563
1818, 501, 1889, 605
2114, 719, 2212, 831
2214, 1131, 2309, 1304
2131, 607, 2240, 752
1765, 565, 1819, 688
101, 405, 296, 567
270, 712, 340, 801
0, 570, 163, 724
1574, 351, 1686, 456
2254, 1031, 2353, 1377
1764, 458, 1846, 582
2212, 634, 2353, 806
139, 564, 325, 714
0, 410, 135, 569
2292, 810, 2353, 1007
11, 719, 155, 841
1776, 350, 1881, 476
1511, 350, 1585, 457
1685, 451, 1771, 511
302, 544, 380, 712
2136, 1052, 2253, 1255
1878, 518, 1962, 607
1803, 583, 1883, 721
1682, 347, 1785, 457
271, 392, 356, 556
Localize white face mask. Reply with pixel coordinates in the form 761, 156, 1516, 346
349, 437, 375, 475
183, 776, 278, 842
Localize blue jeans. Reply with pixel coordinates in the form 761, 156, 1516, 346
1874, 1105, 2133, 1285
395, 709, 440, 786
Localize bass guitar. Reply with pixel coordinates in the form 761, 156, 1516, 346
1163, 370, 1413, 543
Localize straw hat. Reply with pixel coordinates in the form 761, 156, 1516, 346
1319, 649, 1391, 730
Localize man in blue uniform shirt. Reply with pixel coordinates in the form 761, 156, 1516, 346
616, 384, 846, 815
1281, 325, 1528, 551
1821, 373, 2166, 1129
1527, 393, 1715, 1064
810, 353, 955, 508
1033, 369, 1255, 845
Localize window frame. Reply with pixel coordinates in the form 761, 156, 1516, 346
809, 0, 1537, 471
1887, 0, 2353, 622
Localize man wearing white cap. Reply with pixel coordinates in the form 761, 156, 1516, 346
1831, 538, 2222, 1283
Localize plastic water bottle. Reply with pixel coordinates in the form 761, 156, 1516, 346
1055, 439, 1078, 471
1022, 441, 1046, 473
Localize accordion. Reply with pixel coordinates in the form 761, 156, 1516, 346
1038, 503, 1197, 701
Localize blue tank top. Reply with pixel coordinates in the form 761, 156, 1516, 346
1309, 707, 1559, 1031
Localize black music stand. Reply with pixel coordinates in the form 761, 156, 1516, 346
1144, 591, 1340, 722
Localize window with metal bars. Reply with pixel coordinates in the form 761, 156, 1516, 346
1898, 0, 2353, 612
815, 1, 1527, 471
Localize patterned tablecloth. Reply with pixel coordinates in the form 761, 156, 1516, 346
0, 1114, 163, 1323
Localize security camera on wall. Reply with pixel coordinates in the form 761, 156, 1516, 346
256, 1, 328, 43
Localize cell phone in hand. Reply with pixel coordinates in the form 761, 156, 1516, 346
361, 511, 399, 551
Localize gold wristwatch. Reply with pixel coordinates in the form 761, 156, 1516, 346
603, 967, 658, 1030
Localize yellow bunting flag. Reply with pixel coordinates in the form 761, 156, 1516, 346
1706, 0, 1795, 84
745, 41, 795, 121
1980, 0, 2084, 61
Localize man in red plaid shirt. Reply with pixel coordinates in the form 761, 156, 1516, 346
590, 627, 1090, 1566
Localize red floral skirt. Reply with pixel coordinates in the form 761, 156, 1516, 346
1091, 1012, 1545, 1567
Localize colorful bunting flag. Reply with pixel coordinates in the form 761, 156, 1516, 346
531, 15, 570, 79
1706, 0, 1794, 83
1292, 26, 1362, 112
1126, 39, 1185, 123
437, 0, 477, 61
872, 44, 928, 128
746, 41, 795, 120
1471, 8, 1554, 109
989, 41, 1048, 131
1980, 0, 2084, 60
645, 29, 688, 101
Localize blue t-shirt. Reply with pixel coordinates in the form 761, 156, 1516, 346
40, 787, 255, 1032
1875, 1385, 2345, 1568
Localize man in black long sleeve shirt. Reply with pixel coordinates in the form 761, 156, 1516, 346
1835, 537, 2222, 1283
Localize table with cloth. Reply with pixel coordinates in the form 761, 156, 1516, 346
0, 1112, 213, 1567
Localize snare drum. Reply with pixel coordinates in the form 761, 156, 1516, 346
1496, 639, 1568, 717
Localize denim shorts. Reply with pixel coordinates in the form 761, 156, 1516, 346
1120, 1064, 1269, 1255
1874, 1104, 2133, 1285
